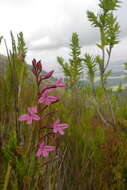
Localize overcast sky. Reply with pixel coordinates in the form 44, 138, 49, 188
0, 0, 127, 75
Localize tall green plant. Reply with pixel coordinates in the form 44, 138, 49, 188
86, 0, 121, 127
84, 54, 96, 93
4, 31, 28, 144
57, 32, 82, 88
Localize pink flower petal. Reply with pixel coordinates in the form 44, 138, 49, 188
39, 141, 45, 148
32, 114, 40, 121
45, 146, 55, 151
60, 124, 68, 129
42, 70, 54, 79
28, 106, 37, 114
38, 97, 45, 104
18, 114, 28, 121
55, 78, 66, 88
36, 149, 42, 157
55, 119, 60, 125
38, 95, 58, 105
53, 128, 57, 133
27, 117, 32, 124
56, 78, 63, 83
45, 88, 56, 94
52, 119, 68, 135
36, 141, 55, 157
59, 129, 64, 135
42, 150, 49, 157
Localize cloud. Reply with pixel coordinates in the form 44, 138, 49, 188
26, 0, 99, 51
26, 0, 127, 52
117, 1, 127, 38
0, 0, 127, 73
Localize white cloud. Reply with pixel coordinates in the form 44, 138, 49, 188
0, 0, 127, 74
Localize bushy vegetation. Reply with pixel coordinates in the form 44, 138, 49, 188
1, 0, 127, 189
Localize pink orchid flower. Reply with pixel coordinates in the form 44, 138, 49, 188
40, 78, 66, 96
36, 141, 55, 157
52, 119, 68, 135
18, 106, 40, 124
38, 93, 59, 106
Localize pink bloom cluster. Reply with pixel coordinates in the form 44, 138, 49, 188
38, 78, 66, 106
18, 59, 68, 158
36, 119, 68, 157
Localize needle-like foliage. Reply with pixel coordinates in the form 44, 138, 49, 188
57, 32, 83, 88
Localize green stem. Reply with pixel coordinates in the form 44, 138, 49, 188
3, 162, 12, 190
18, 63, 25, 102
